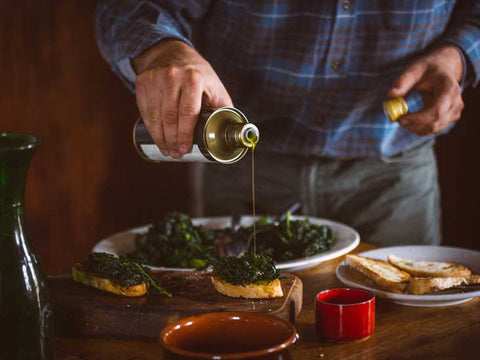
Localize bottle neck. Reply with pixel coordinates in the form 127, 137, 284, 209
0, 153, 32, 237
0, 158, 31, 210
225, 123, 260, 148
0, 137, 36, 213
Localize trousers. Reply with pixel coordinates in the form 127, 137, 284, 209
201, 140, 440, 246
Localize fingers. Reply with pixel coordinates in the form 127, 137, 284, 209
177, 71, 203, 154
390, 51, 464, 137
173, 73, 233, 156
389, 62, 428, 98
398, 77, 463, 136
136, 70, 168, 155
134, 44, 233, 158
203, 84, 234, 109
160, 66, 182, 157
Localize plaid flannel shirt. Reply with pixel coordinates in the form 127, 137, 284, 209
96, 0, 480, 158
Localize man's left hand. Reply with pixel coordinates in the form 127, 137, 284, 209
388, 45, 465, 136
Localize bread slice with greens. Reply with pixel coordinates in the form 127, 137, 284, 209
387, 255, 472, 278
72, 252, 171, 297
73, 263, 148, 297
345, 254, 411, 293
212, 253, 283, 299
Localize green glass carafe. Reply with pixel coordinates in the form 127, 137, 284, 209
0, 133, 52, 359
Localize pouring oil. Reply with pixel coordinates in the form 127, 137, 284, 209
246, 131, 259, 254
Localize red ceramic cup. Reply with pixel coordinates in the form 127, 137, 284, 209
315, 288, 375, 342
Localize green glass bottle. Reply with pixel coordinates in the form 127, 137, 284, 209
0, 133, 52, 359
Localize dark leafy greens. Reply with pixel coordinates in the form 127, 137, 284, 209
128, 212, 334, 269
129, 212, 218, 268
81, 252, 171, 296
243, 212, 335, 261
213, 253, 279, 286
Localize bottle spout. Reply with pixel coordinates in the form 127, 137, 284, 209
240, 123, 260, 148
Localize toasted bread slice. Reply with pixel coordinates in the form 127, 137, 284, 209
211, 276, 283, 299
408, 276, 469, 295
388, 255, 472, 278
72, 263, 148, 297
470, 274, 480, 284
345, 254, 410, 293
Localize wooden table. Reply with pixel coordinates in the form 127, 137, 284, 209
54, 243, 479, 359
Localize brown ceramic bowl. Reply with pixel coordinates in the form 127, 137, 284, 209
160, 311, 297, 359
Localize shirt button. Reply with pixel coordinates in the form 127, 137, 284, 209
331, 60, 344, 72
343, 0, 351, 10
315, 115, 325, 126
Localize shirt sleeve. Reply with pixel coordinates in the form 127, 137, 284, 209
95, 0, 211, 92
440, 0, 480, 88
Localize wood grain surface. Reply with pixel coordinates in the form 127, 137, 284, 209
50, 272, 302, 338
1, 1, 479, 279
54, 243, 479, 360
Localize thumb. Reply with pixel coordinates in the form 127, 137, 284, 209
388, 62, 428, 98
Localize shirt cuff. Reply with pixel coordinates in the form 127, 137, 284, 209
439, 40, 471, 90
440, 32, 480, 88
117, 58, 137, 85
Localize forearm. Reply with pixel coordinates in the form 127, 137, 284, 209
132, 39, 193, 75
95, 0, 209, 91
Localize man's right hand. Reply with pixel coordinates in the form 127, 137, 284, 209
132, 40, 233, 158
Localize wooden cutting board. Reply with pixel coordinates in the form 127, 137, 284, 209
49, 271, 302, 339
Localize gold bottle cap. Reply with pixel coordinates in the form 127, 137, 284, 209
383, 97, 409, 122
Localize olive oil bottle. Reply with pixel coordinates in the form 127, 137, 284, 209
383, 90, 424, 122
0, 133, 52, 359
133, 107, 259, 164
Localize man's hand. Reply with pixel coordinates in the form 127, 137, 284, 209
388, 45, 464, 136
133, 40, 233, 158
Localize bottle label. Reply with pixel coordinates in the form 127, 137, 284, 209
139, 144, 212, 163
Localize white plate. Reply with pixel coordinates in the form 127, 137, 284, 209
93, 215, 360, 272
336, 245, 480, 307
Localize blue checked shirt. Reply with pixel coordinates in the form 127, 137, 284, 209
96, 0, 480, 158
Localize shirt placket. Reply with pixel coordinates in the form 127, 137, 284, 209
325, 0, 355, 78
314, 0, 355, 156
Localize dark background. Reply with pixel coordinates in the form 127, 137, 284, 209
2, 1, 478, 275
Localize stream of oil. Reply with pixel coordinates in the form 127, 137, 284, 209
247, 133, 258, 255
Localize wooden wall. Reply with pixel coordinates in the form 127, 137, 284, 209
1, 1, 478, 274
1, 1, 191, 275
436, 88, 480, 252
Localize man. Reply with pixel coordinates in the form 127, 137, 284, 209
96, 1, 479, 246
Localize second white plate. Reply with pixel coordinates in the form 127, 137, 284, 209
336, 245, 480, 307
